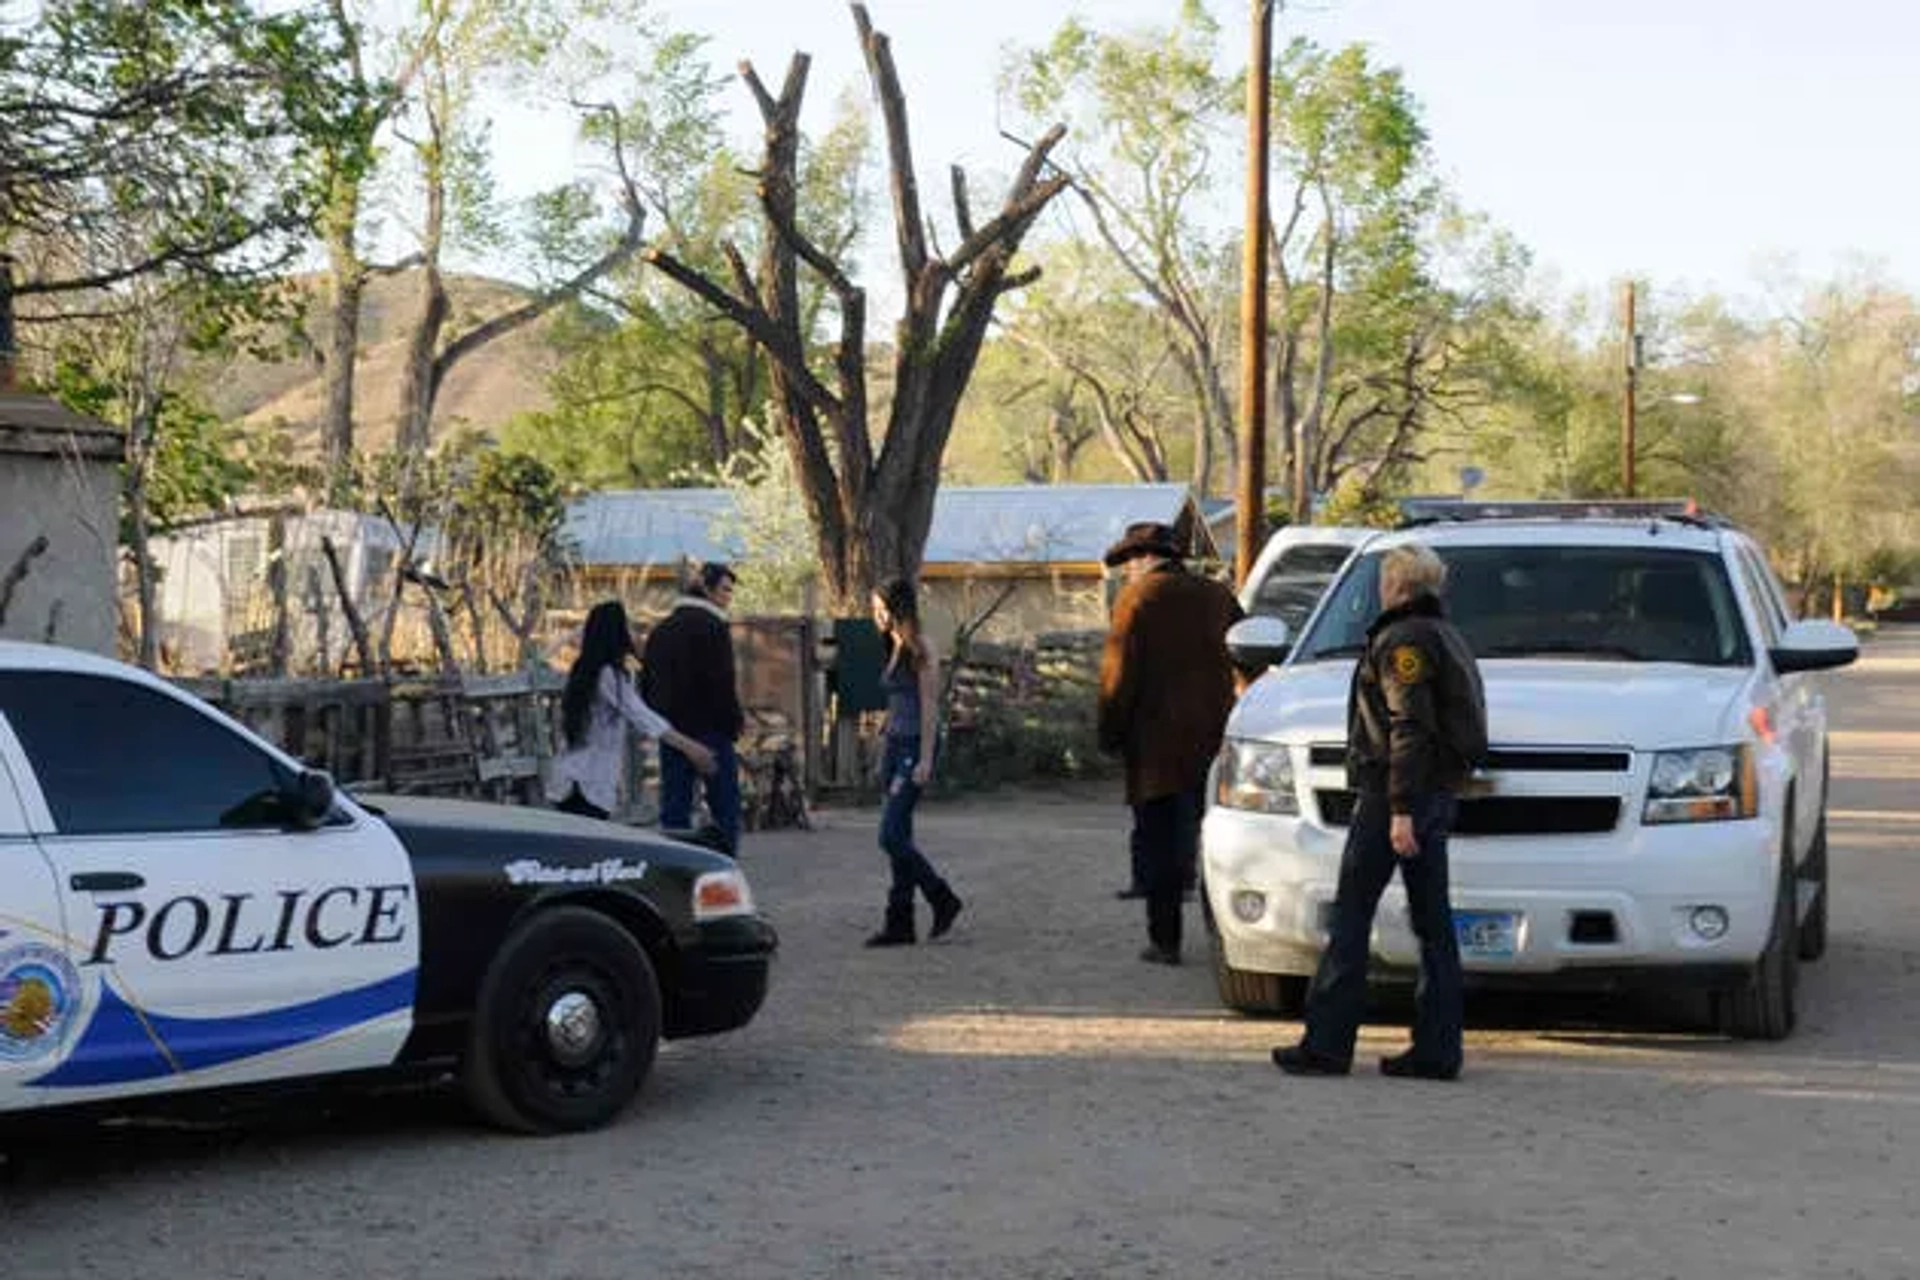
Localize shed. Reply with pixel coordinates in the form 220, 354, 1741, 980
564, 482, 1219, 641
0, 392, 123, 654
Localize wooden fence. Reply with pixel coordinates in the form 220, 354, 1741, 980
181, 668, 809, 832
174, 621, 1109, 817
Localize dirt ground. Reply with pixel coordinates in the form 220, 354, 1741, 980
7, 633, 1920, 1279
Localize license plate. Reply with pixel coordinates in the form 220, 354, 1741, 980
1455, 910, 1520, 959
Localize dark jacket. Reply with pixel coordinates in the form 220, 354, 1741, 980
1347, 592, 1488, 813
640, 597, 745, 742
1098, 564, 1245, 804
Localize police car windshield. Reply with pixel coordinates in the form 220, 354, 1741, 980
1293, 544, 1754, 667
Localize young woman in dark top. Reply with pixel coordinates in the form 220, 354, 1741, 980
863, 578, 964, 947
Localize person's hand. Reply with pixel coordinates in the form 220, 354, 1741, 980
685, 741, 717, 777
1390, 813, 1419, 858
912, 758, 933, 787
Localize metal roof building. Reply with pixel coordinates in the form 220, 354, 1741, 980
562, 482, 1217, 576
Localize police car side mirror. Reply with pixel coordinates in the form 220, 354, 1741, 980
1771, 619, 1859, 674
1227, 616, 1292, 674
285, 767, 340, 830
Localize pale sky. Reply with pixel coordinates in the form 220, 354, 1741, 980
484, 0, 1920, 304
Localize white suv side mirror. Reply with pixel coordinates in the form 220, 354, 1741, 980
1227, 616, 1293, 674
1772, 619, 1859, 674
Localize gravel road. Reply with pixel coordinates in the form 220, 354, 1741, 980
8, 631, 1920, 1279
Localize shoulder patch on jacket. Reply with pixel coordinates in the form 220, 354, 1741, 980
1389, 644, 1428, 685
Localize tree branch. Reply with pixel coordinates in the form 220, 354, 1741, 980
950, 164, 975, 241
853, 3, 928, 283
0, 535, 50, 628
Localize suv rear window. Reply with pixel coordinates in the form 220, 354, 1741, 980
1296, 544, 1753, 667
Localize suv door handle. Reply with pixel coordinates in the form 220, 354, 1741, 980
70, 871, 145, 892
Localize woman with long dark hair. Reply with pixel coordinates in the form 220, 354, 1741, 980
547, 600, 716, 821
863, 578, 964, 947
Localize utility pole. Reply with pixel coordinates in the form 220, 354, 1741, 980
1235, 0, 1275, 589
1622, 279, 1638, 498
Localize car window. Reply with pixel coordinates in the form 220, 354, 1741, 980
1295, 544, 1754, 667
1271, 543, 1356, 576
0, 672, 295, 836
1733, 547, 1786, 645
1250, 573, 1339, 630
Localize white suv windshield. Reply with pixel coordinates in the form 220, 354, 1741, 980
1294, 543, 1754, 667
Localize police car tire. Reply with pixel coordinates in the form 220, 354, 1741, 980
1797, 809, 1829, 964
1713, 851, 1798, 1042
463, 906, 662, 1135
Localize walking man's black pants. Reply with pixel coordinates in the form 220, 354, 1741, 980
1134, 785, 1203, 953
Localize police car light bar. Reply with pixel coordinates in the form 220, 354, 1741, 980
1397, 497, 1726, 527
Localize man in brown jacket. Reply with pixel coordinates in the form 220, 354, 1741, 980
1098, 522, 1245, 965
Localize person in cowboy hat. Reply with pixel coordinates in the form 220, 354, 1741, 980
1097, 521, 1244, 965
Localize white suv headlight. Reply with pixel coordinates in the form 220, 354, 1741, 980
1215, 739, 1299, 816
1644, 746, 1758, 824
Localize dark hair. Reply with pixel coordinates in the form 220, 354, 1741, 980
692, 561, 736, 598
874, 577, 924, 670
562, 600, 637, 747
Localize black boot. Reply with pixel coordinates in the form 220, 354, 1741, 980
864, 904, 916, 948
928, 886, 964, 940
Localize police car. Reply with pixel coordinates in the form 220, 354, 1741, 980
0, 641, 775, 1134
1204, 501, 1858, 1040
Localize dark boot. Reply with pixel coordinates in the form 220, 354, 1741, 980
928, 886, 964, 940
864, 904, 916, 948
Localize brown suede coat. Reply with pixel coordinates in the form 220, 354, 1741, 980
1097, 564, 1245, 804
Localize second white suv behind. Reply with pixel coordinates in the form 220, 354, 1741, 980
1203, 504, 1858, 1040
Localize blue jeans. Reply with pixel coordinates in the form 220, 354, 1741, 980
1301, 792, 1464, 1067
879, 736, 952, 924
660, 734, 742, 856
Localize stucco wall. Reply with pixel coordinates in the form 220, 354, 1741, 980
0, 449, 119, 654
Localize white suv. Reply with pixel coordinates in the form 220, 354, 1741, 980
1202, 503, 1859, 1040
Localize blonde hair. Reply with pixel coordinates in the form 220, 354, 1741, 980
1382, 542, 1447, 600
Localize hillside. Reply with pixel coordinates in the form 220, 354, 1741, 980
202, 270, 571, 456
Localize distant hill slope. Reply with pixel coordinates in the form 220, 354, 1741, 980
203, 270, 571, 455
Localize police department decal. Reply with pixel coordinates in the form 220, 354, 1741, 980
503, 859, 650, 887
0, 943, 81, 1063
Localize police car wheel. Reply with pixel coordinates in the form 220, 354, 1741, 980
464, 906, 662, 1134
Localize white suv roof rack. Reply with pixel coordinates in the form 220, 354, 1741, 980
1396, 497, 1734, 531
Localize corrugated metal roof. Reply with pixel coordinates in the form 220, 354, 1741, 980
563, 483, 1201, 568
922, 483, 1195, 564
561, 487, 743, 569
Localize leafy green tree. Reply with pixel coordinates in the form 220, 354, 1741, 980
504, 84, 872, 489
1003, 3, 1237, 492
2, 0, 366, 304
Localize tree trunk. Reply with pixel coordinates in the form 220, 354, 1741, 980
397, 261, 448, 456
700, 337, 732, 466
266, 513, 290, 676
321, 211, 364, 481
125, 403, 162, 670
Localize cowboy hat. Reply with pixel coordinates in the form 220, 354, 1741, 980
1102, 521, 1184, 568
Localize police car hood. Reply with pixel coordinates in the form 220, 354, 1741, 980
1232, 658, 1755, 750
351, 793, 734, 872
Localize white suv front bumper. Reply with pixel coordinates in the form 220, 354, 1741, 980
1202, 804, 1779, 981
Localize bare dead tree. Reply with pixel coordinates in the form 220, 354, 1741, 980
644, 4, 1068, 610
